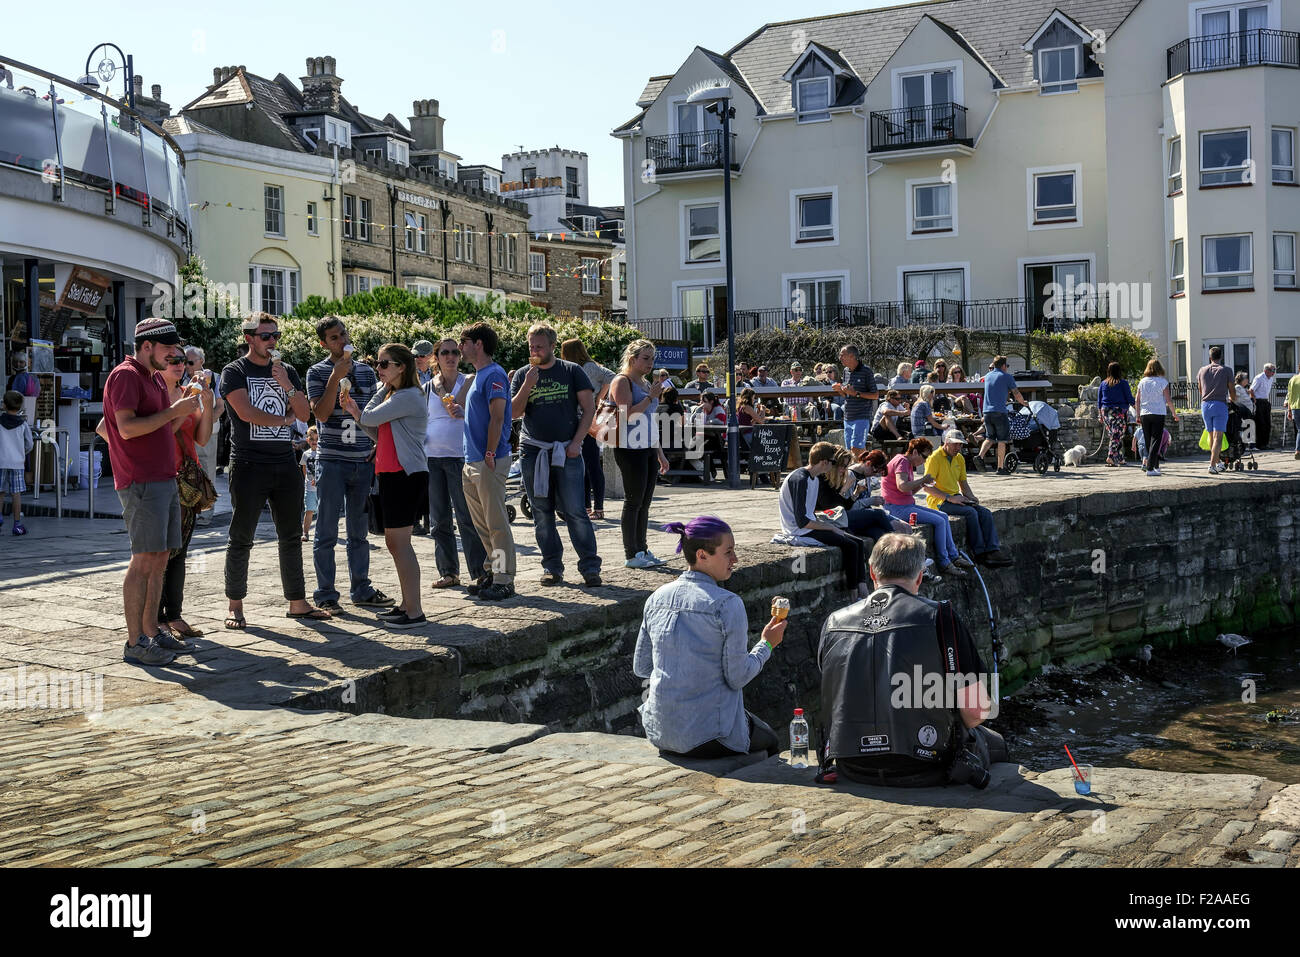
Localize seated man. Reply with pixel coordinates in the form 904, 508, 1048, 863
923, 430, 1013, 567
818, 533, 1008, 787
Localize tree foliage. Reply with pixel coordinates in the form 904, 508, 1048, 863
705, 323, 963, 375
1063, 324, 1156, 380
173, 256, 244, 371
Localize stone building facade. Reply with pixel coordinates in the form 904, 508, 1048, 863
526, 236, 616, 321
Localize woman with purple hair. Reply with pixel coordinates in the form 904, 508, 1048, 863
632, 516, 787, 758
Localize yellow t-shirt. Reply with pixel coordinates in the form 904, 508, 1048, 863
924, 447, 966, 510
1288, 373, 1300, 410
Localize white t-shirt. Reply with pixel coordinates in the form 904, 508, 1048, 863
424, 372, 469, 458
1136, 376, 1169, 416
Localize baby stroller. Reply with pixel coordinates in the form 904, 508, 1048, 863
1004, 401, 1065, 474
1223, 404, 1259, 471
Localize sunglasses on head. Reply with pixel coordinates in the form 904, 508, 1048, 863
252, 331, 281, 341
376, 359, 403, 370
439, 349, 460, 357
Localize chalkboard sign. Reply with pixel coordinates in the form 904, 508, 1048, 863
748, 424, 792, 486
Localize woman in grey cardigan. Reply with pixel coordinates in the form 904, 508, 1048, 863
341, 342, 429, 629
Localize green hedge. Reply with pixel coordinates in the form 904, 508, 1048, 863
704, 323, 963, 376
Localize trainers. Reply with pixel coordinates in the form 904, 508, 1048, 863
583, 573, 603, 587
12, 521, 26, 536
625, 551, 656, 569
317, 599, 343, 613
153, 630, 194, 654
995, 467, 1010, 476
123, 636, 175, 667
539, 572, 564, 586
354, 590, 396, 608
642, 550, 667, 567
384, 612, 427, 630
479, 582, 515, 601
377, 606, 408, 619
466, 574, 493, 596
1151, 468, 1162, 476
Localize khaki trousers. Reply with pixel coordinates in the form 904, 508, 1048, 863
462, 458, 516, 585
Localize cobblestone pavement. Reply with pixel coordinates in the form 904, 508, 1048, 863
2, 454, 1299, 866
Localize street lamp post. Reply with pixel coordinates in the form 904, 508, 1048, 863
81, 43, 133, 110
687, 83, 739, 488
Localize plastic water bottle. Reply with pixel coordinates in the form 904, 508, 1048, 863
789, 708, 810, 768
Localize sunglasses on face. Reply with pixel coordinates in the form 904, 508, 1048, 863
252, 331, 281, 341
439, 349, 460, 357
185, 359, 199, 366
163, 355, 186, 365
376, 359, 403, 370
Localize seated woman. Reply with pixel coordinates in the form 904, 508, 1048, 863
633, 516, 786, 759
871, 389, 910, 443
817, 447, 911, 542
737, 387, 768, 450
910, 384, 946, 437
778, 441, 874, 598
694, 391, 727, 468
1233, 372, 1256, 443
880, 437, 973, 577
949, 367, 979, 415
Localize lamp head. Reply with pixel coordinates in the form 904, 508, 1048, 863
685, 82, 732, 106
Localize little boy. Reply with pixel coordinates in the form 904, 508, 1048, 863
0, 390, 34, 535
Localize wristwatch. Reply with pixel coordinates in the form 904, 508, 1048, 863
286, 387, 297, 399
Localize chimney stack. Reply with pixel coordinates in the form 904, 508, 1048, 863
152, 84, 162, 100
301, 55, 343, 112
408, 98, 445, 153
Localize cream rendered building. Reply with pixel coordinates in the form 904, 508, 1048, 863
167, 122, 336, 312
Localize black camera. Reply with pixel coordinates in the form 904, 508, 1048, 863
948, 747, 991, 789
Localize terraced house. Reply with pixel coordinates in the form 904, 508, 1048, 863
614, 0, 1300, 381
174, 57, 531, 309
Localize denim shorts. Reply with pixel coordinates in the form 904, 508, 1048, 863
844, 419, 871, 450
1201, 400, 1228, 434
984, 411, 1011, 442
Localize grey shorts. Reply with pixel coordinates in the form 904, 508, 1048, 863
118, 480, 182, 554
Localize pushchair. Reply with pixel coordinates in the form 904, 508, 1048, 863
1223, 404, 1259, 471
1003, 401, 1065, 474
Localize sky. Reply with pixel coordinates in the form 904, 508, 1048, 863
4, 0, 900, 206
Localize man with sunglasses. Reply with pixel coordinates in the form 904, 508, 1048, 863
220, 313, 329, 627
306, 316, 392, 612
102, 319, 203, 666
412, 340, 436, 386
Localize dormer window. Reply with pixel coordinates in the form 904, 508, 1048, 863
1039, 47, 1078, 94
387, 140, 409, 165
796, 77, 831, 123
325, 118, 350, 147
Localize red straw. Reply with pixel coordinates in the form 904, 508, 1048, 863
1063, 745, 1086, 782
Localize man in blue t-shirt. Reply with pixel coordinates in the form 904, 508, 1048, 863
306, 316, 392, 612
459, 322, 516, 601
978, 355, 1025, 474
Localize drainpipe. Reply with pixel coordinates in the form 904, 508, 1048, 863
387, 182, 398, 287
330, 145, 340, 300
486, 211, 495, 292
440, 199, 450, 290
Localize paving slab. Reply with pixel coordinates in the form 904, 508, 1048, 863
504, 731, 767, 775
290, 713, 550, 752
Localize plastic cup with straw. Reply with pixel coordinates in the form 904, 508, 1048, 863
1064, 745, 1092, 795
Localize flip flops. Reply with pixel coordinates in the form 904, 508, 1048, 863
286, 608, 332, 621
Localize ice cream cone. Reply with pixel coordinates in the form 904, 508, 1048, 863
771, 597, 790, 621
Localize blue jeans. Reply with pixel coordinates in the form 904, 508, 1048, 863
312, 457, 376, 604
427, 456, 487, 578
938, 501, 1000, 555
520, 447, 601, 578
884, 502, 960, 565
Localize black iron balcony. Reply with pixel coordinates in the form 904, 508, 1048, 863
644, 130, 738, 175
869, 103, 971, 153
1167, 29, 1300, 79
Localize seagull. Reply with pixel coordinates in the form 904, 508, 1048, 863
1217, 633, 1253, 655
1137, 645, 1152, 668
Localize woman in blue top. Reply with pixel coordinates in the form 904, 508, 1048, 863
633, 516, 787, 758
1098, 362, 1135, 466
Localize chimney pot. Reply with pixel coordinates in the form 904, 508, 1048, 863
324, 56, 336, 75
133, 75, 143, 93
213, 67, 222, 85
151, 84, 162, 99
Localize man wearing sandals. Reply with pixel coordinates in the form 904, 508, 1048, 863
220, 313, 331, 627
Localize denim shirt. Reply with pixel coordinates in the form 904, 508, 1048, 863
633, 569, 772, 754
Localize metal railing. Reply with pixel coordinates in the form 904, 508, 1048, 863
869, 103, 970, 152
32, 427, 72, 517
1167, 28, 1300, 79
644, 130, 738, 175
0, 53, 192, 243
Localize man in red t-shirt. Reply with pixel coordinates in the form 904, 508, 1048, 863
102, 318, 201, 666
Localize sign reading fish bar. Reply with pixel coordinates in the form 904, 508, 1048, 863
58, 266, 111, 314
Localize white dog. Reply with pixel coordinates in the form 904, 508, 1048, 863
1063, 444, 1088, 467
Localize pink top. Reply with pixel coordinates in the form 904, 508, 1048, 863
376, 422, 401, 473
883, 453, 917, 506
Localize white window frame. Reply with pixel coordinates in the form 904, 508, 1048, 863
788, 187, 838, 247
508, 236, 518, 272
358, 197, 371, 242
529, 251, 546, 292
897, 264, 968, 306
1027, 164, 1083, 230
681, 198, 723, 267
453, 221, 463, 261
1202, 233, 1254, 290
345, 273, 356, 296
1038, 46, 1079, 95
795, 76, 832, 123
483, 172, 500, 193
387, 140, 409, 165
1273, 232, 1297, 288
416, 213, 427, 254
1168, 137, 1183, 194
781, 270, 851, 320
890, 60, 963, 112
1274, 337, 1298, 375
668, 96, 725, 137
582, 309, 601, 322
465, 228, 476, 264
264, 184, 285, 237
906, 177, 956, 237
248, 263, 301, 315
1272, 127, 1295, 184
325, 119, 350, 147
365, 147, 382, 162
581, 258, 600, 296
1171, 238, 1186, 295
302, 127, 321, 147
1200, 129, 1251, 187
343, 194, 355, 239
404, 279, 444, 298
1015, 254, 1096, 314
306, 201, 318, 236
497, 233, 506, 269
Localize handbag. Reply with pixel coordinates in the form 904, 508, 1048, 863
176, 454, 217, 511
592, 375, 626, 448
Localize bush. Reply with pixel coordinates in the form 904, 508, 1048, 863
1064, 324, 1156, 380
173, 256, 244, 371
705, 323, 963, 377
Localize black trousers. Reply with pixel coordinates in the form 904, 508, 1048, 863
159, 503, 198, 622
1255, 398, 1272, 448
216, 410, 232, 469
614, 447, 658, 559
675, 711, 780, 759
1140, 414, 1165, 470
805, 526, 867, 590
224, 459, 306, 602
